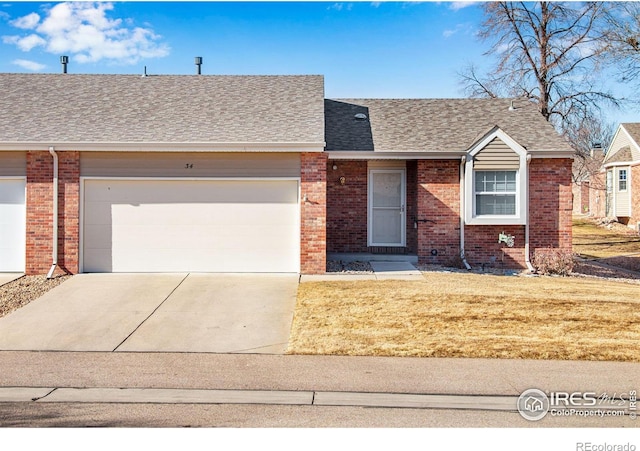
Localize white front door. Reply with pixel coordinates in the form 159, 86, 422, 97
0, 178, 26, 272
368, 169, 406, 247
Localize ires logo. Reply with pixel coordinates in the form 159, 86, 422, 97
518, 389, 634, 421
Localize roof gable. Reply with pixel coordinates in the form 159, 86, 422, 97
605, 123, 640, 164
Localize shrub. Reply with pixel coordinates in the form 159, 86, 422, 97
532, 248, 574, 276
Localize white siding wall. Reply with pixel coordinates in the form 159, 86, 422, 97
473, 138, 520, 170
615, 166, 631, 217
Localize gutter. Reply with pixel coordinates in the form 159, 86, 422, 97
0, 142, 326, 153
524, 154, 535, 272
459, 156, 471, 270
46, 146, 58, 279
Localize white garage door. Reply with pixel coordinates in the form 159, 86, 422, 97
82, 179, 300, 273
0, 179, 26, 272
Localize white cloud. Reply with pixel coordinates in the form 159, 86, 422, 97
370, 2, 382, 7
442, 23, 473, 39
449, 2, 477, 11
12, 59, 46, 71
3, 33, 46, 51
10, 12, 40, 29
2, 2, 169, 65
327, 3, 353, 12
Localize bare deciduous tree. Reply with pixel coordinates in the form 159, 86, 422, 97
459, 2, 621, 134
604, 2, 640, 86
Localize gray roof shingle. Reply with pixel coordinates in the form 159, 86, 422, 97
0, 73, 325, 144
607, 145, 634, 163
325, 98, 572, 153
622, 122, 640, 144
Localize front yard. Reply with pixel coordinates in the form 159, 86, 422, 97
573, 218, 640, 272
288, 272, 640, 362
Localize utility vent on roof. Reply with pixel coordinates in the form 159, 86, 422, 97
354, 113, 367, 120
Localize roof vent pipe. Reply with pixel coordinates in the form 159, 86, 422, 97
195, 56, 203, 75
508, 99, 516, 111
60, 56, 69, 74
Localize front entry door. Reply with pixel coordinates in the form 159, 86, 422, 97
368, 169, 406, 247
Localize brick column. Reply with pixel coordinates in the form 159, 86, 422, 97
58, 151, 80, 274
416, 160, 460, 265
26, 150, 80, 275
529, 158, 573, 252
300, 152, 327, 274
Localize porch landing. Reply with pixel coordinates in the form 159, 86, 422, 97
327, 253, 418, 264
301, 254, 423, 282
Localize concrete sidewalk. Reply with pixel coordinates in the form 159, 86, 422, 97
0, 352, 637, 405
301, 261, 424, 282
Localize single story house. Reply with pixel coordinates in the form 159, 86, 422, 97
0, 73, 573, 275
594, 123, 640, 230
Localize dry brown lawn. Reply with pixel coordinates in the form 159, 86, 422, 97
288, 273, 640, 362
573, 218, 640, 259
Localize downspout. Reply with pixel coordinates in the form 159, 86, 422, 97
46, 146, 58, 279
524, 154, 535, 272
459, 156, 472, 270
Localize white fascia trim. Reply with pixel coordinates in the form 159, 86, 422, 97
605, 125, 640, 163
528, 151, 575, 158
327, 151, 465, 160
465, 128, 528, 226
604, 160, 640, 168
467, 127, 528, 158
0, 142, 326, 152
604, 125, 625, 161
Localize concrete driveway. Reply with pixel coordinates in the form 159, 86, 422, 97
0, 273, 298, 353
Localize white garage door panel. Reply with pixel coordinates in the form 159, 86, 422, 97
0, 179, 26, 272
83, 179, 300, 273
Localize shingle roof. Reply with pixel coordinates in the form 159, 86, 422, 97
0, 73, 325, 144
606, 145, 634, 163
325, 98, 572, 153
622, 123, 640, 145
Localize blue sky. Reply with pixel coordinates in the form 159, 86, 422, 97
0, 1, 635, 123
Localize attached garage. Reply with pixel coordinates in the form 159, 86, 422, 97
81, 178, 300, 273
0, 178, 26, 272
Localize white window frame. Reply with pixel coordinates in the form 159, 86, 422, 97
618, 169, 628, 192
473, 170, 519, 217
464, 128, 528, 225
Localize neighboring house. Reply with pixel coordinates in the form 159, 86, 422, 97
596, 123, 640, 230
571, 145, 605, 216
0, 73, 573, 275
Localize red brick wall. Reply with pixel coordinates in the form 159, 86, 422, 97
326, 160, 368, 253
464, 225, 526, 268
571, 181, 590, 215
58, 151, 80, 274
631, 164, 640, 228
529, 158, 573, 252
415, 158, 573, 269
25, 151, 80, 275
416, 160, 461, 265
589, 171, 606, 218
406, 161, 418, 254
300, 152, 327, 274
